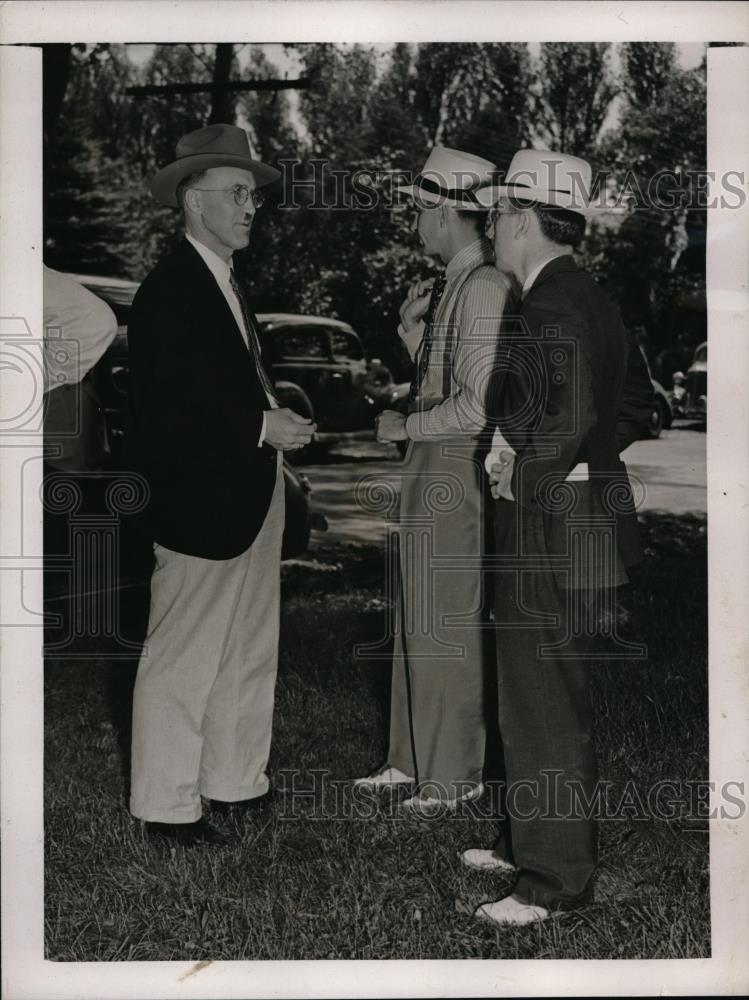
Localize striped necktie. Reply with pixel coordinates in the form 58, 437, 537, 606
408, 271, 447, 408
229, 270, 278, 403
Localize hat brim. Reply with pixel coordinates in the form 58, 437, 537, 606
151, 153, 281, 208
474, 183, 616, 216
393, 184, 488, 211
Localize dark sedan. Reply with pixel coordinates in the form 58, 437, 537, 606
257, 313, 395, 433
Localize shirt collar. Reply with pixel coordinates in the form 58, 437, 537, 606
185, 232, 233, 283
522, 251, 571, 297
445, 235, 493, 283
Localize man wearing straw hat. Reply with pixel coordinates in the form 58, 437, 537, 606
461, 150, 653, 924
127, 124, 314, 847
355, 147, 517, 811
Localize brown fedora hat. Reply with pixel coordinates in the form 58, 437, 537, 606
151, 123, 281, 207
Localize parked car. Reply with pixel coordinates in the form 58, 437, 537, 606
640, 343, 674, 439
61, 274, 323, 558
257, 313, 395, 432
674, 341, 707, 422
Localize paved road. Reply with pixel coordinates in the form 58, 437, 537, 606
304, 423, 707, 548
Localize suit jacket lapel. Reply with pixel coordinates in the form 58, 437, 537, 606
176, 239, 255, 363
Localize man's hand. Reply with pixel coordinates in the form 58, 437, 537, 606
489, 450, 516, 501
375, 410, 409, 442
264, 408, 316, 451
399, 278, 434, 329
397, 278, 434, 357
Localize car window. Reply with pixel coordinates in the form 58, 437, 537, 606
329, 328, 364, 361
275, 327, 328, 360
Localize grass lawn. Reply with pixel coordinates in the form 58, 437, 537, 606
44, 512, 708, 961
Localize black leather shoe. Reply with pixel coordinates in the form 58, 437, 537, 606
208, 789, 274, 815
145, 817, 232, 847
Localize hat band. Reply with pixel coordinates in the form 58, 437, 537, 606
413, 174, 490, 206
505, 181, 575, 197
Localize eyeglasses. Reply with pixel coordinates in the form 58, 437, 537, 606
487, 206, 518, 225
485, 205, 522, 236
192, 184, 266, 208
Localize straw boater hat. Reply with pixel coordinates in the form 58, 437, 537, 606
151, 124, 281, 208
396, 146, 497, 211
475, 149, 605, 216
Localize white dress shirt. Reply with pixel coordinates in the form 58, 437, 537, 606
185, 233, 276, 446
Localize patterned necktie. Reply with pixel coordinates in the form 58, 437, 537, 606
229, 270, 279, 403
408, 272, 447, 407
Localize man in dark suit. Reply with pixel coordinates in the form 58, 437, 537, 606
127, 124, 314, 847
461, 150, 653, 924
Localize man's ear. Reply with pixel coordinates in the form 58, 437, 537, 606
184, 188, 202, 215
515, 209, 532, 238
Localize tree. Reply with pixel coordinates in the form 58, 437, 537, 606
532, 43, 619, 158
368, 43, 429, 165
412, 43, 533, 164
236, 47, 299, 164
620, 42, 677, 109
582, 50, 706, 348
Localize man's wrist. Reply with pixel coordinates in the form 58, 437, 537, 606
398, 321, 424, 360
404, 412, 419, 440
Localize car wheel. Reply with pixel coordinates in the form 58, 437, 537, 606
643, 399, 666, 439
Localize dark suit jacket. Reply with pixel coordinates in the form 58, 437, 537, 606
125, 239, 277, 560
498, 255, 653, 585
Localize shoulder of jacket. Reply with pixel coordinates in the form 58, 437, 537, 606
134, 246, 199, 301
459, 264, 517, 299
523, 274, 583, 325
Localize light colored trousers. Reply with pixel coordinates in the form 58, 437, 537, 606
387, 439, 488, 799
130, 463, 284, 823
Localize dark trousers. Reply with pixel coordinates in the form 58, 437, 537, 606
492, 499, 599, 909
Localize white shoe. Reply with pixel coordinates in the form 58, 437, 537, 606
474, 895, 550, 927
353, 765, 415, 790
460, 848, 517, 874
400, 782, 484, 812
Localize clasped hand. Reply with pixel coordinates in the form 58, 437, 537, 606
489, 450, 516, 501
264, 408, 316, 451
376, 410, 408, 442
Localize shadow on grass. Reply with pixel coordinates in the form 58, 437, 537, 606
43, 512, 708, 961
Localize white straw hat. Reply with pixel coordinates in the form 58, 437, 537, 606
475, 149, 606, 215
396, 146, 497, 211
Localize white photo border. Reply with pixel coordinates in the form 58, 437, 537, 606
1, 2, 747, 997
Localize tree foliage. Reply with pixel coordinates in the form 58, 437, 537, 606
43, 41, 706, 375
583, 47, 706, 349
532, 43, 619, 158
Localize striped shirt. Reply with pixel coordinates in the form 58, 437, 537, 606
405, 237, 517, 441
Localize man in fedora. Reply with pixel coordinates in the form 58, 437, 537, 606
460, 150, 653, 923
357, 147, 517, 811
127, 124, 314, 846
